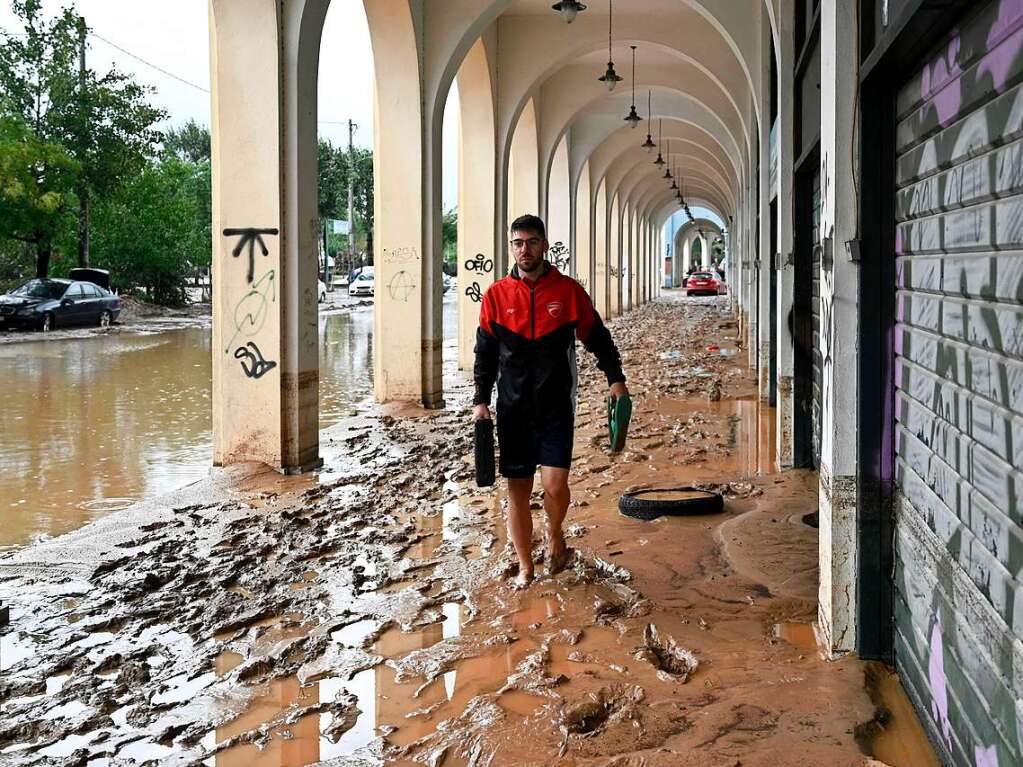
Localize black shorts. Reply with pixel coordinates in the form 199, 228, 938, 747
496, 412, 575, 478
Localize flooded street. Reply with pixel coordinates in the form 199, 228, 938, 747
0, 294, 935, 766
0, 299, 455, 552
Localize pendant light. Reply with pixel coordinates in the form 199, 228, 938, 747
623, 45, 641, 128
641, 91, 656, 151
597, 0, 622, 91
551, 0, 586, 23
653, 120, 665, 165
662, 139, 672, 180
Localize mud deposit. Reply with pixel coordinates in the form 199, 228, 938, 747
1, 294, 892, 765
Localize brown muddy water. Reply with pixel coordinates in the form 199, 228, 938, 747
0, 294, 934, 766
0, 301, 454, 553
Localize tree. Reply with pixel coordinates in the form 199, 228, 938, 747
163, 119, 210, 164
442, 207, 457, 272
0, 0, 165, 271
56, 156, 211, 304
0, 112, 80, 278
317, 138, 374, 259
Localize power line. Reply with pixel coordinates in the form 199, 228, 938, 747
88, 31, 210, 94
7, 26, 357, 128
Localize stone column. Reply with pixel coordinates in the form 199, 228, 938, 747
593, 181, 608, 315
775, 1, 797, 468
757, 15, 773, 402
456, 37, 498, 372
210, 0, 321, 472
817, 0, 860, 657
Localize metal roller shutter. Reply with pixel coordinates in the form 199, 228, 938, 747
892, 2, 1023, 764
810, 168, 821, 467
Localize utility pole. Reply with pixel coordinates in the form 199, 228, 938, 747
347, 119, 357, 269
77, 15, 90, 269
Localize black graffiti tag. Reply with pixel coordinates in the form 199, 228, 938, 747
234, 341, 277, 379
464, 253, 493, 274
549, 241, 570, 271
465, 281, 482, 303
223, 227, 279, 283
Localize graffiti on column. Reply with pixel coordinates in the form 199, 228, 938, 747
549, 241, 570, 271
224, 269, 276, 354
387, 270, 416, 302
234, 341, 277, 379
609, 266, 621, 278
223, 227, 279, 284
465, 282, 483, 303
383, 246, 418, 264
577, 277, 588, 289
464, 253, 493, 274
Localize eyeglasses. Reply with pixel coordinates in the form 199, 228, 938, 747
510, 237, 543, 250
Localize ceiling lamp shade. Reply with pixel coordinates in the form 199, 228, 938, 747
641, 91, 655, 150
662, 139, 672, 179
653, 120, 665, 165
623, 45, 641, 128
551, 0, 586, 23
597, 0, 622, 91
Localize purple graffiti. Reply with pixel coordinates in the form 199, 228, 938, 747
978, 1, 1023, 93
928, 620, 954, 751
921, 35, 963, 128
974, 744, 999, 767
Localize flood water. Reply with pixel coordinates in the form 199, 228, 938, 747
0, 299, 455, 552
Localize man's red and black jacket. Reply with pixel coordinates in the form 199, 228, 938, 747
473, 263, 625, 422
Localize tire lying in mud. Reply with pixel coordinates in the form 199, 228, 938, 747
618, 487, 723, 521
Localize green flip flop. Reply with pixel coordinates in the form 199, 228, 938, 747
607, 393, 633, 453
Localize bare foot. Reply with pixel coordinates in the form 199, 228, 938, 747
512, 569, 534, 589
546, 532, 569, 575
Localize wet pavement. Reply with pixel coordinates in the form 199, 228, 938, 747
0, 293, 936, 766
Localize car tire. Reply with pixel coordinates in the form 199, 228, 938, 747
42, 312, 55, 332
618, 487, 723, 521
99, 310, 112, 327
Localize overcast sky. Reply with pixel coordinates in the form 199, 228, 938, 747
0, 0, 460, 209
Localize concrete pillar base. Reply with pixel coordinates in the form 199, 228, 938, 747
777, 374, 794, 469
280, 457, 325, 476
818, 468, 858, 655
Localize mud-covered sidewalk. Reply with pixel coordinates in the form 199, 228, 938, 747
1, 295, 907, 766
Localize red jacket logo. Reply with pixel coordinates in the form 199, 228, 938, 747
546, 301, 563, 318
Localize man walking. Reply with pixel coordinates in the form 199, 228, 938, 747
473, 214, 629, 587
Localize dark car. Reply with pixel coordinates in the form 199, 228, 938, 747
0, 278, 121, 332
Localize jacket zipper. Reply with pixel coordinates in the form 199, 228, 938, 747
530, 282, 536, 339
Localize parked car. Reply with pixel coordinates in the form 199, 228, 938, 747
318, 279, 327, 303
442, 273, 454, 293
685, 271, 727, 297
348, 268, 375, 297
0, 278, 121, 331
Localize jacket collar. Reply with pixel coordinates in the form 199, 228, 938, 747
510, 261, 555, 284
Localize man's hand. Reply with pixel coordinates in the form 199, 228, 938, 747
473, 403, 492, 421
610, 382, 629, 400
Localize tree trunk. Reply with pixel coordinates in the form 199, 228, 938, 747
35, 238, 51, 278
77, 182, 90, 268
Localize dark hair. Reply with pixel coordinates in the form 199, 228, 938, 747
510, 214, 546, 239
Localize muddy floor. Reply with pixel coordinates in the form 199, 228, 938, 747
1, 294, 907, 766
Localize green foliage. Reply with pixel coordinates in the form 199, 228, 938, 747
163, 119, 210, 164
442, 207, 457, 266
0, 0, 165, 270
317, 138, 373, 252
0, 112, 81, 278
50, 156, 211, 304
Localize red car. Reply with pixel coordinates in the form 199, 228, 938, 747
685, 271, 726, 296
